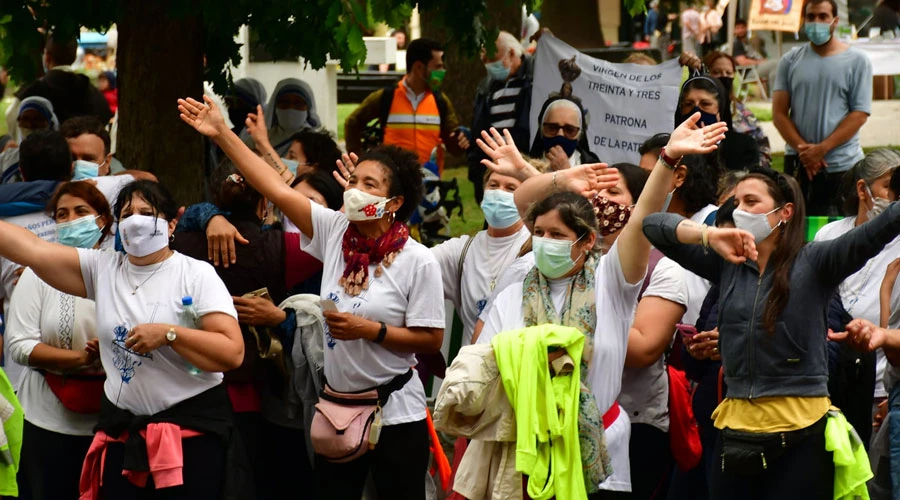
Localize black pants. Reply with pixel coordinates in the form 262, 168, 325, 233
708, 422, 834, 500
628, 424, 673, 500
257, 419, 317, 500
783, 155, 846, 216
17, 420, 94, 500
315, 419, 429, 500
100, 434, 226, 499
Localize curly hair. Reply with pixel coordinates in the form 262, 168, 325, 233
678, 155, 721, 215
356, 145, 424, 222
211, 160, 262, 219
288, 129, 342, 175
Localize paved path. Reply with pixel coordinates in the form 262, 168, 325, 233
755, 99, 900, 152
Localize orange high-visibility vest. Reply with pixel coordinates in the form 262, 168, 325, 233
382, 83, 443, 170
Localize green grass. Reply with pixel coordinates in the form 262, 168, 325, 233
0, 95, 9, 136
337, 103, 358, 142
444, 166, 485, 237
746, 103, 773, 122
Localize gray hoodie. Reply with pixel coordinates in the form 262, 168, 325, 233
643, 203, 900, 399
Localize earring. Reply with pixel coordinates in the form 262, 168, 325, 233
169, 234, 175, 243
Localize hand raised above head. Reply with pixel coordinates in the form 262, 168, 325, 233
178, 95, 229, 139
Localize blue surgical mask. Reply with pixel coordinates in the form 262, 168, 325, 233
484, 59, 511, 81
481, 189, 520, 228
543, 135, 579, 157
805, 22, 833, 46
689, 106, 719, 128
281, 158, 300, 176
72, 160, 100, 181
532, 235, 584, 279
57, 215, 103, 249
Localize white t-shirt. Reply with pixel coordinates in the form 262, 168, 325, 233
431, 226, 530, 345
301, 203, 446, 426
478, 241, 643, 492
814, 216, 900, 398
78, 250, 237, 415
5, 268, 101, 435
619, 257, 711, 432
86, 175, 134, 208
479, 252, 536, 324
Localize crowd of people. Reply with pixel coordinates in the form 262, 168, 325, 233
0, 0, 894, 498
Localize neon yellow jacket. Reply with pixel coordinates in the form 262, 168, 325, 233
825, 409, 872, 500
492, 325, 587, 500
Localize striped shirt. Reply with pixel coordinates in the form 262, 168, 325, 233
488, 77, 528, 129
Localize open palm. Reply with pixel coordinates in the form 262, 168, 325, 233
178, 96, 227, 138
477, 128, 536, 181
666, 112, 729, 159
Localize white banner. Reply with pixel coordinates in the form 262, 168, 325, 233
530, 35, 683, 165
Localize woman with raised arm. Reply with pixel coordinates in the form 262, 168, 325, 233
179, 96, 445, 499
643, 167, 900, 499
0, 179, 246, 499
476, 115, 727, 497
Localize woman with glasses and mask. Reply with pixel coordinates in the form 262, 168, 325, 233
643, 167, 900, 499
529, 96, 600, 172
675, 76, 761, 171
702, 51, 772, 168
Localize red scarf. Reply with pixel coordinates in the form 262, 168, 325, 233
340, 221, 409, 296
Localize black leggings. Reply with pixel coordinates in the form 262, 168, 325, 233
708, 422, 834, 500
315, 419, 430, 500
100, 434, 226, 499
17, 420, 94, 500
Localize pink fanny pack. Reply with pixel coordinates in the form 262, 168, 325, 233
310, 369, 413, 463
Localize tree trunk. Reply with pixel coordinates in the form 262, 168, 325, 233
421, 0, 521, 168
117, 0, 206, 205
541, 0, 605, 49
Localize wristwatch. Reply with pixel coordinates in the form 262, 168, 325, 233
374, 322, 387, 344
166, 327, 177, 344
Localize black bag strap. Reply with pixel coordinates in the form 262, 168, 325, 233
321, 368, 413, 407
457, 235, 476, 293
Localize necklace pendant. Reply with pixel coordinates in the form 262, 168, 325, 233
132, 289, 137, 295
490, 279, 497, 291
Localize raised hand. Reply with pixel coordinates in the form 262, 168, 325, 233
477, 128, 539, 182
666, 112, 729, 159
559, 163, 619, 198
178, 95, 228, 139
708, 226, 758, 264
245, 105, 271, 148
333, 152, 359, 189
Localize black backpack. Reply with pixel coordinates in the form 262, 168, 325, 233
360, 87, 450, 152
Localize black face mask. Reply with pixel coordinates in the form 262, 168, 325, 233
718, 77, 734, 100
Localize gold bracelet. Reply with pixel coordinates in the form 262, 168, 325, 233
700, 224, 710, 249
552, 172, 559, 192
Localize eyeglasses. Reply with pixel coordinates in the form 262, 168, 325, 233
542, 122, 581, 139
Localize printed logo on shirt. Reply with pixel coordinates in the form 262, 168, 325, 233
111, 325, 152, 383
476, 297, 488, 317
324, 292, 340, 349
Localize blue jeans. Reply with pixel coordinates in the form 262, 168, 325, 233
888, 383, 900, 500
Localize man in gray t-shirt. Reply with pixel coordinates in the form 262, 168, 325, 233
772, 0, 873, 216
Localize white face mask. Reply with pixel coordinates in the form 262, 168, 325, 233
865, 185, 891, 221
119, 214, 170, 257
733, 207, 783, 245
343, 188, 394, 222
275, 108, 308, 130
